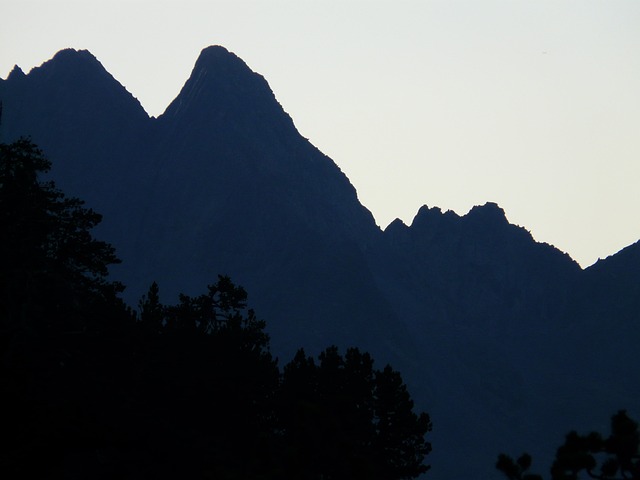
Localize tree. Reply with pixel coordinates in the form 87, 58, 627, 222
497, 411, 640, 480
496, 453, 543, 480
133, 276, 281, 478
551, 410, 640, 480
374, 365, 433, 479
138, 281, 163, 330
279, 346, 432, 479
0, 138, 129, 478
0, 138, 124, 334
162, 274, 268, 343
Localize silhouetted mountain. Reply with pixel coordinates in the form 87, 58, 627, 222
1, 47, 638, 479
135, 46, 399, 359
0, 46, 406, 362
378, 202, 583, 340
565, 241, 640, 413
582, 240, 640, 321
0, 48, 152, 245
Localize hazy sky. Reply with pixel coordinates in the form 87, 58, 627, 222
2, 1, 639, 267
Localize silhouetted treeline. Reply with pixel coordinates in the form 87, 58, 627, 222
497, 410, 640, 480
0, 138, 431, 479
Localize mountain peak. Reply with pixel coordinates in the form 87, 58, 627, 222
162, 46, 261, 118
36, 48, 105, 77
384, 217, 409, 233
0, 47, 148, 150
465, 201, 508, 225
189, 45, 253, 78
3, 49, 107, 89
6, 65, 25, 81
160, 45, 296, 140
51, 48, 98, 62
21, 48, 115, 87
197, 45, 238, 62
410, 205, 459, 231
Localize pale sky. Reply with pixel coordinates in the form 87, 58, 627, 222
2, 0, 639, 267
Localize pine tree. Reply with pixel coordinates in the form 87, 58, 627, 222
0, 138, 123, 334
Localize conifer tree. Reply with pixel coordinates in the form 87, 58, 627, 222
0, 138, 123, 333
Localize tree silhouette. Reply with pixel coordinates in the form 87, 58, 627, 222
497, 411, 640, 480
496, 453, 543, 480
138, 281, 163, 331
551, 410, 640, 480
279, 346, 432, 479
0, 138, 129, 478
132, 276, 281, 478
0, 138, 124, 335
374, 364, 433, 479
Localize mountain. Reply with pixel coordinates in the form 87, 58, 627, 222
2, 47, 638, 479
0, 49, 152, 249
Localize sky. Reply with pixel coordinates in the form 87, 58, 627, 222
2, 1, 639, 268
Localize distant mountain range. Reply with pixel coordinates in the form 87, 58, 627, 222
1, 47, 638, 479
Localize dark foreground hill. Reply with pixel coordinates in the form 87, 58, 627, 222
1, 47, 638, 479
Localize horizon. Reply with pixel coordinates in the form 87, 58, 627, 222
2, 1, 639, 268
